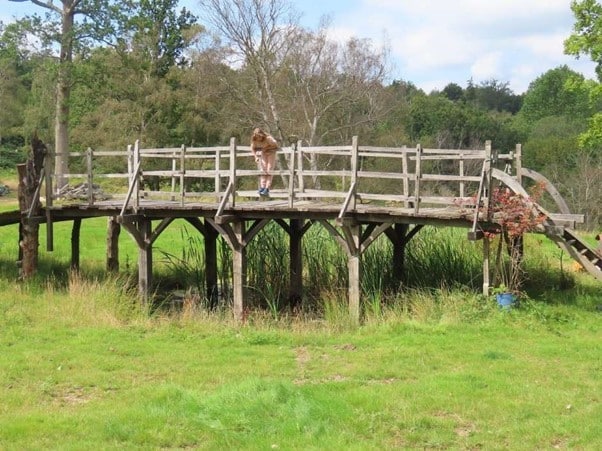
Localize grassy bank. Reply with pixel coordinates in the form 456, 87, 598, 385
0, 276, 600, 449
1, 171, 600, 448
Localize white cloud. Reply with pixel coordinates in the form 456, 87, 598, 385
1, 0, 596, 94
470, 52, 503, 81
322, 0, 597, 93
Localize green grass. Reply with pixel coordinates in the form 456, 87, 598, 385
1, 178, 601, 449
0, 280, 600, 449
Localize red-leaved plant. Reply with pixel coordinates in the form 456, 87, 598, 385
487, 182, 547, 296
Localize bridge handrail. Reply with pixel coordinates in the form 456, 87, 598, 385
45, 137, 500, 218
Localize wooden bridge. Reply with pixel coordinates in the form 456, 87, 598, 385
2, 137, 599, 321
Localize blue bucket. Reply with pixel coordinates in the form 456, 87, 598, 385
496, 293, 517, 309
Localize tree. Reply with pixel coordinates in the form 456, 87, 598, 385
199, 0, 301, 142
518, 65, 591, 124
564, 0, 602, 151
124, 0, 197, 78
10, 0, 129, 188
283, 27, 389, 145
0, 23, 29, 144
442, 82, 463, 102
565, 0, 602, 81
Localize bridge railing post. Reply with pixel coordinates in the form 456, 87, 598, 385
180, 144, 186, 206
401, 146, 409, 208
297, 140, 304, 194
483, 140, 492, 221
86, 147, 94, 206
215, 147, 221, 203
514, 144, 523, 186
350, 136, 358, 210
288, 140, 296, 207
414, 144, 422, 214
134, 140, 140, 211
230, 137, 237, 207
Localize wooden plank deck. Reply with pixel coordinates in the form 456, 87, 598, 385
4, 138, 593, 323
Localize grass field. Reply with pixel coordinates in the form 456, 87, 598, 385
0, 277, 600, 450
1, 170, 601, 449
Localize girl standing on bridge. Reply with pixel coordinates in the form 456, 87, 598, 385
251, 127, 279, 196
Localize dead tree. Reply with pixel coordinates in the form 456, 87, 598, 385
17, 136, 47, 279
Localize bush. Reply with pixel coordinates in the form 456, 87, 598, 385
0, 146, 27, 169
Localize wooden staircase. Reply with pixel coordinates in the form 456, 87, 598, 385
545, 227, 602, 281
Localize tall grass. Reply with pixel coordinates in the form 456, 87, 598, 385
1, 212, 599, 323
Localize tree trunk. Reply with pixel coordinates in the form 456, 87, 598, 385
17, 137, 47, 279
54, 5, 75, 190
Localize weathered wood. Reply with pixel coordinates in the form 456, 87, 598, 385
71, 219, 81, 271
386, 224, 423, 287
17, 136, 47, 279
86, 148, 94, 206
483, 238, 490, 295
10, 137, 596, 320
414, 144, 422, 214
106, 216, 121, 272
138, 219, 153, 304
232, 221, 246, 321
289, 219, 303, 309
346, 224, 361, 324
180, 144, 186, 206
44, 149, 53, 252
204, 220, 219, 308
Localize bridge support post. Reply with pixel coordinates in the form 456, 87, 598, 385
482, 238, 490, 296
385, 224, 423, 290
390, 224, 408, 285
348, 251, 361, 324
71, 219, 81, 271
138, 219, 153, 304
289, 219, 303, 310
231, 221, 247, 321
344, 223, 362, 324
204, 219, 219, 308
106, 216, 121, 272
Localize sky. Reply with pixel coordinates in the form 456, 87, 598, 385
0, 0, 597, 94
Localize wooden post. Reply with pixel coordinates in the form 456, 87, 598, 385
414, 144, 422, 214
106, 216, 121, 272
138, 218, 152, 304
288, 141, 296, 207
86, 147, 94, 206
127, 144, 133, 182
515, 143, 522, 184
347, 223, 362, 324
134, 140, 140, 211
229, 137, 237, 207
391, 223, 408, 287
204, 219, 219, 308
232, 220, 246, 321
459, 152, 465, 199
350, 136, 359, 209
289, 219, 303, 309
71, 219, 81, 271
215, 148, 221, 203
180, 144, 186, 206
484, 140, 493, 221
297, 140, 304, 194
44, 149, 53, 252
401, 145, 409, 208
483, 237, 490, 296
171, 149, 177, 201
